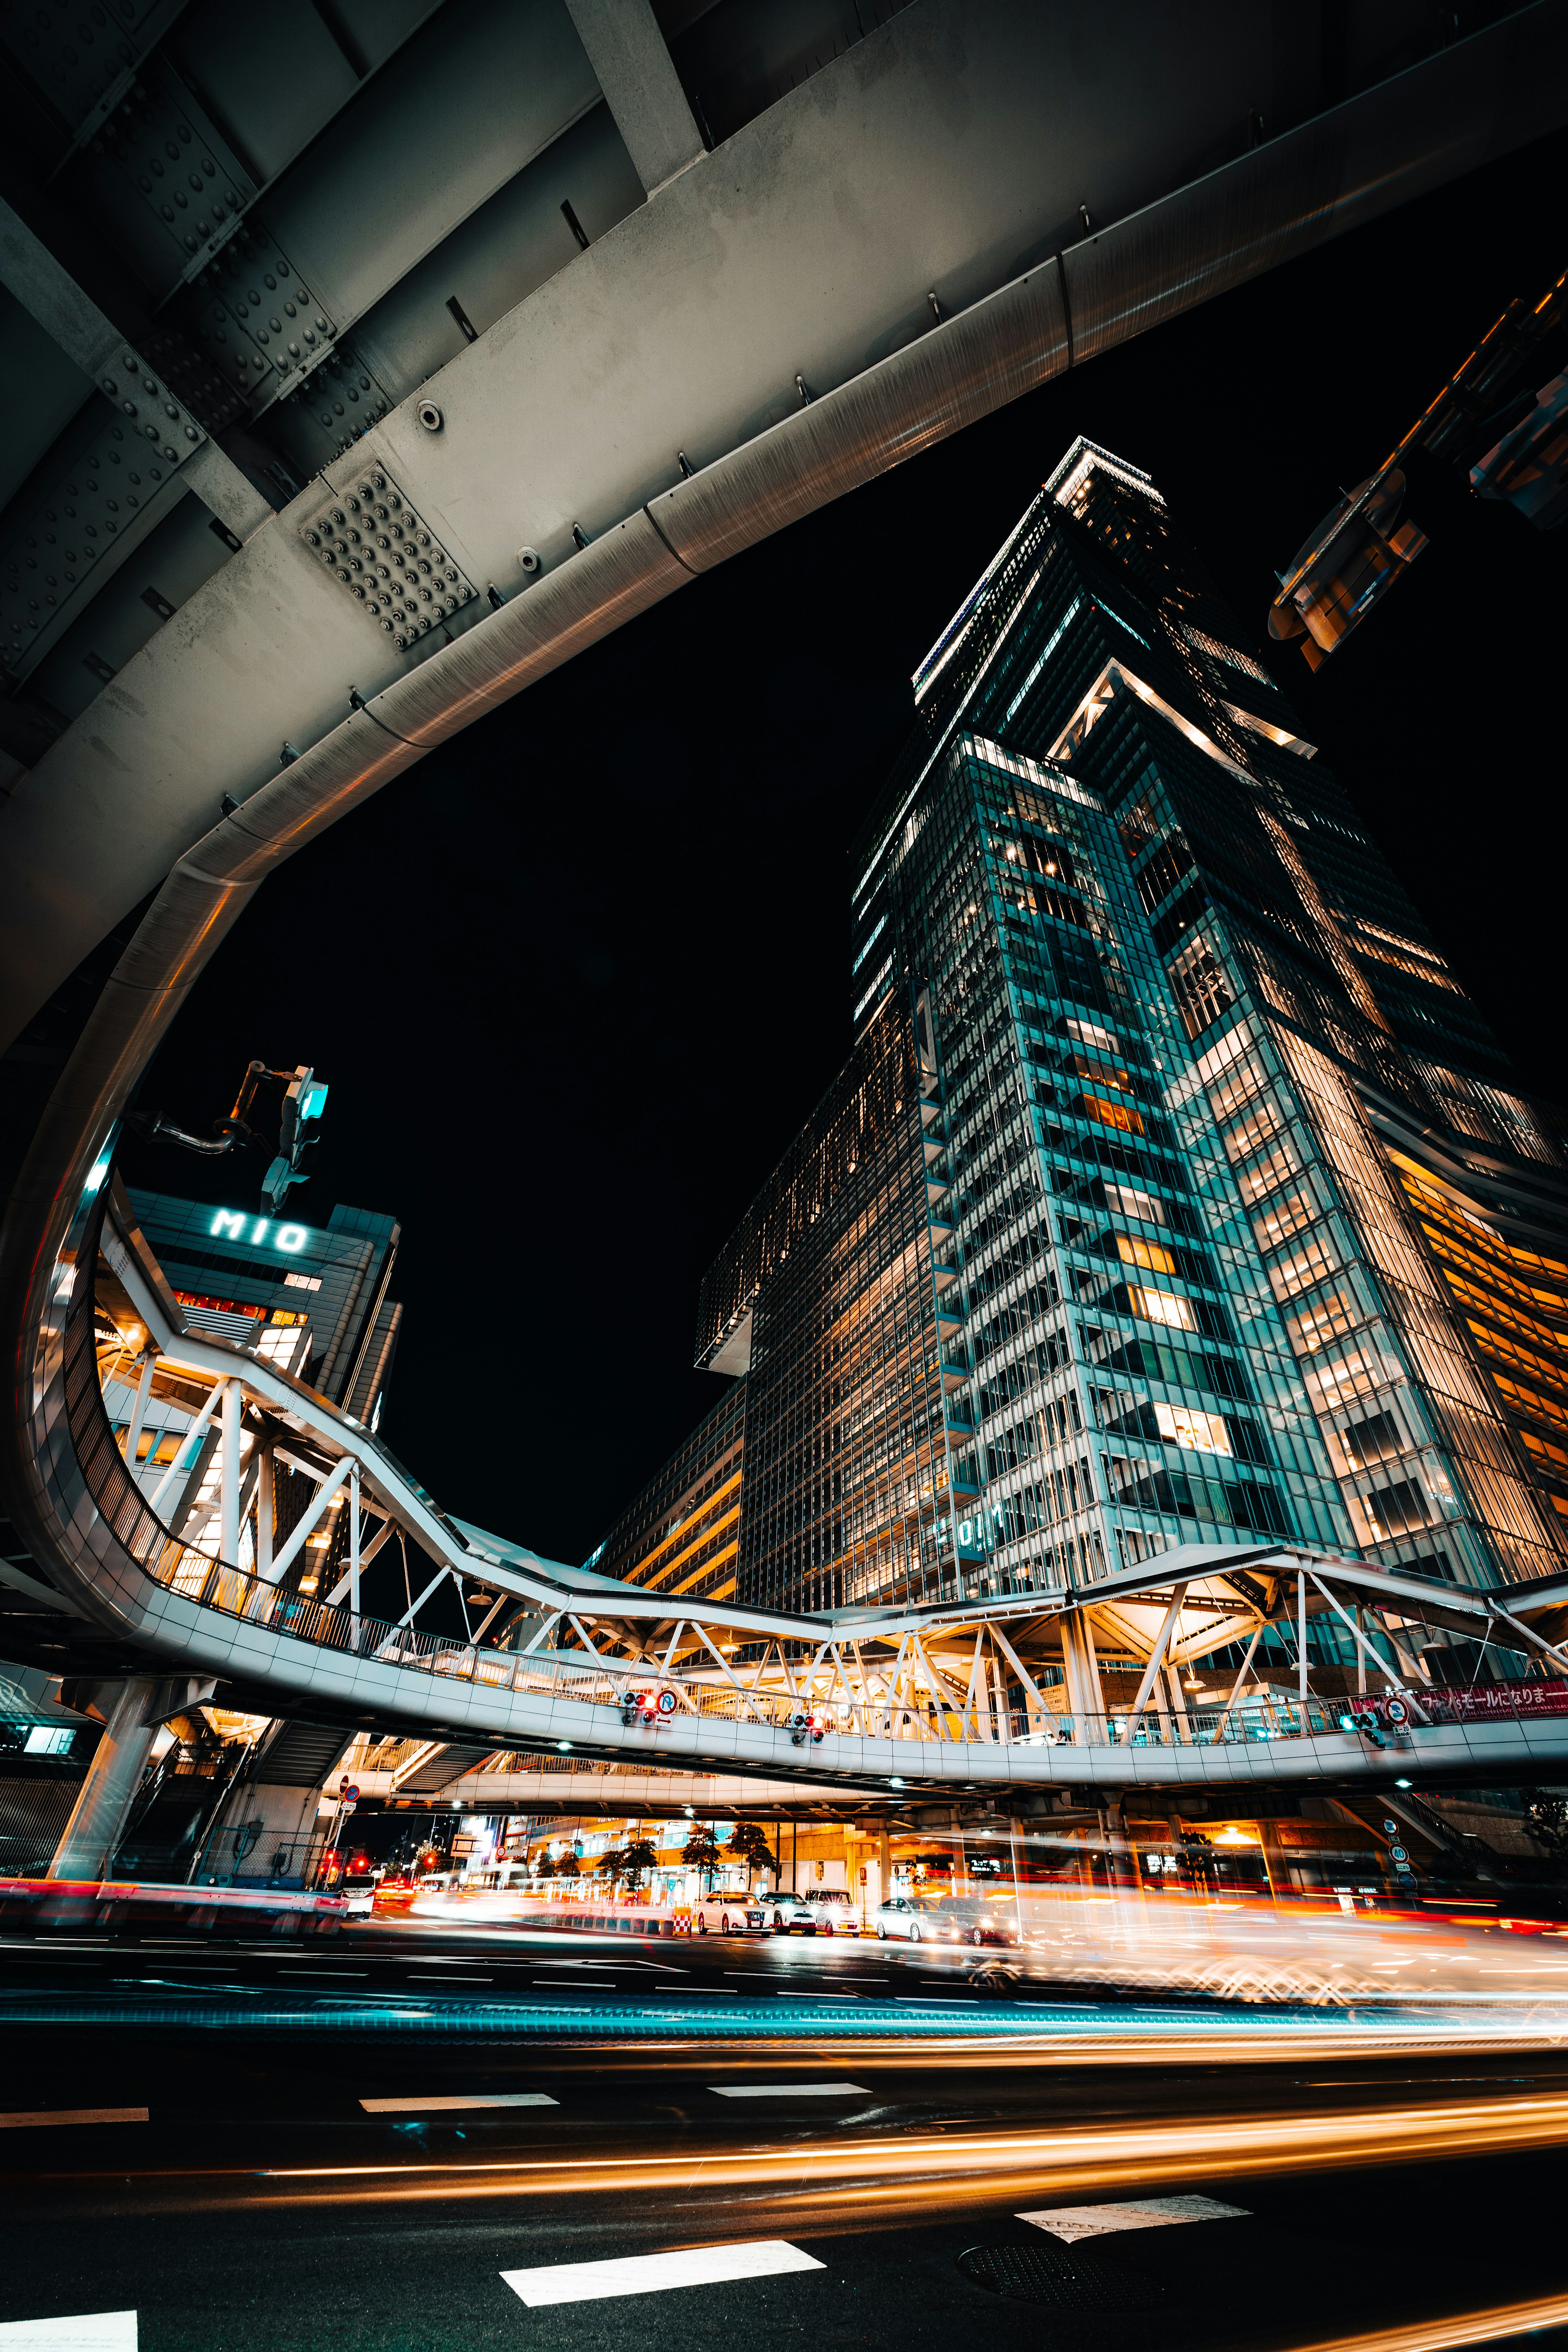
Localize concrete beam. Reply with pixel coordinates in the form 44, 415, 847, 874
564, 0, 704, 193
1, 3, 1564, 1052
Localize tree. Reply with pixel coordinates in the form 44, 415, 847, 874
1521, 1788, 1568, 1862
595, 1846, 627, 1888
729, 1822, 775, 1888
617, 1837, 659, 1895
682, 1820, 725, 1892
533, 1852, 556, 1880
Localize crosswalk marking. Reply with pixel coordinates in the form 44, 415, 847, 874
360, 2093, 557, 2112
500, 2240, 825, 2307
1020, 2196, 1249, 2242
709, 2083, 868, 2097
0, 2314, 137, 2348
0, 2110, 147, 2130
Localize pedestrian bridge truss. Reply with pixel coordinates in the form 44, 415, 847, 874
10, 1163, 1568, 1799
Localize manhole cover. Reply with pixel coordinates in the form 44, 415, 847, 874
956, 2241, 1169, 2312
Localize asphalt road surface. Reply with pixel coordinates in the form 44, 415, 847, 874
2, 1917, 1568, 2350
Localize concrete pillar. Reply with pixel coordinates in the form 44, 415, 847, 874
1060, 1618, 1087, 1720
220, 1376, 241, 1566
47, 1679, 162, 1881
1079, 1611, 1104, 1712
1099, 1793, 1135, 1891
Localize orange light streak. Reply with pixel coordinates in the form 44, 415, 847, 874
236, 2089, 1568, 2211
1283, 2294, 1568, 2352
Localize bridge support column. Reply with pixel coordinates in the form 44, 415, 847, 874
46, 1678, 162, 1881
1099, 1795, 1136, 1891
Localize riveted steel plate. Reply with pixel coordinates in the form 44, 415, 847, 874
1, 351, 204, 683
298, 467, 476, 650
188, 221, 337, 415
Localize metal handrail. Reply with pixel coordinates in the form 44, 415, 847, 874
63, 1282, 1568, 1753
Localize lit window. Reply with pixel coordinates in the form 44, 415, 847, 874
1083, 1093, 1145, 1136
1154, 1402, 1231, 1454
1128, 1285, 1194, 1331
24, 1726, 73, 1755
283, 1272, 323, 1292
1116, 1234, 1176, 1276
1104, 1182, 1165, 1226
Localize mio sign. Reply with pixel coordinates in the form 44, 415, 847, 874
209, 1209, 311, 1254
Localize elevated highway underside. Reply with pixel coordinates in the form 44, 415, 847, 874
4, 2, 1568, 1868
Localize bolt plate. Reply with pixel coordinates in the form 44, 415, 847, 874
298, 468, 476, 650
2, 355, 203, 684
188, 221, 338, 415
72, 56, 254, 295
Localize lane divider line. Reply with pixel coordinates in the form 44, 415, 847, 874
0, 2313, 137, 2347
1020, 2194, 1249, 2241
709, 2084, 869, 2098
500, 2240, 825, 2307
360, 2094, 557, 2112
0, 2109, 147, 2130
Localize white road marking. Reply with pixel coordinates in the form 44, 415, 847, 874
0, 2313, 136, 2347
501, 2240, 825, 2307
532, 1958, 684, 1972
0, 2110, 147, 2130
1020, 2196, 1250, 2242
361, 2093, 558, 2112
532, 1980, 617, 1990
709, 2084, 868, 2098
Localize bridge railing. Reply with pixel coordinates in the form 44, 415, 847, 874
67, 1299, 1568, 1753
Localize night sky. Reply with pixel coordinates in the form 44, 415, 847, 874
118, 128, 1566, 1569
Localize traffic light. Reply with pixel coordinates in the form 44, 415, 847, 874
137, 1055, 329, 1214
619, 1688, 668, 1726
261, 1066, 329, 1214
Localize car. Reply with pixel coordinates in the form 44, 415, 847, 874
803, 1887, 857, 1935
933, 1894, 1020, 1947
702, 1889, 816, 1934
874, 1894, 944, 1942
697, 1897, 768, 1934
340, 1877, 376, 1919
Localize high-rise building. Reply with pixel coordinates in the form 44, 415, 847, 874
105, 1187, 403, 1596
125, 1188, 402, 1429
585, 1382, 744, 1605
679, 437, 1567, 1616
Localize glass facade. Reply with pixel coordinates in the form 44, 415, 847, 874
126, 1189, 403, 1428
680, 437, 1568, 1610
587, 1381, 746, 1606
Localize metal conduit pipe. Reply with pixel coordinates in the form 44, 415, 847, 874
4, 7, 1566, 1629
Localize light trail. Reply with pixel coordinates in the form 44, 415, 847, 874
1284, 2295, 1568, 2352
76, 2087, 1557, 2217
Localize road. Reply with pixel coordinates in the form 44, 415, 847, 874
3, 1916, 1568, 2349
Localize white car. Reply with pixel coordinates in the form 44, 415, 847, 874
875, 1895, 944, 1942
803, 1887, 857, 1935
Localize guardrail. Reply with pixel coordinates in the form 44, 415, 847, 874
0, 1875, 345, 1934
63, 1276, 1568, 1760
